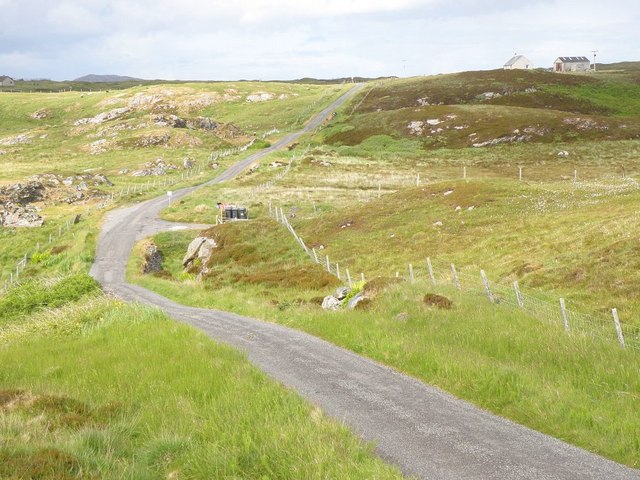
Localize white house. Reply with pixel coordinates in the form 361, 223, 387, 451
504, 55, 533, 70
554, 57, 591, 73
0, 75, 15, 87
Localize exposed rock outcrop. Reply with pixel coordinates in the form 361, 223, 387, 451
0, 202, 44, 227
131, 158, 178, 176
183, 236, 217, 278
142, 241, 164, 274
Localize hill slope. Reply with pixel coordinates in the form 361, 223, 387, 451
73, 74, 143, 82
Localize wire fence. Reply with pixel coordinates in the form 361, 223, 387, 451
390, 257, 639, 351
264, 201, 639, 352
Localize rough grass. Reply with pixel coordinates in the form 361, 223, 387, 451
0, 297, 404, 479
131, 237, 640, 468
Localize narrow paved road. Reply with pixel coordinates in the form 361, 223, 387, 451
91, 86, 639, 480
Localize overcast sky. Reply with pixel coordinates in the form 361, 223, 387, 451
1, 0, 638, 81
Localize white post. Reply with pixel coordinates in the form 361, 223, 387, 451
336, 263, 341, 280
396, 271, 399, 278
275, 207, 280, 222
326, 256, 331, 273
312, 248, 319, 263
378, 183, 381, 198
416, 173, 420, 186
409, 263, 414, 283
361, 272, 365, 282
451, 264, 460, 290
513, 281, 524, 308
463, 166, 467, 180
518, 166, 523, 181
480, 270, 494, 303
268, 203, 272, 217
560, 298, 570, 332
426, 257, 436, 286
612, 308, 625, 349
346, 268, 352, 287
573, 169, 577, 184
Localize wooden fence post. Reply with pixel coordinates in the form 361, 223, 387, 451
312, 248, 319, 263
513, 281, 524, 308
612, 308, 625, 349
451, 264, 460, 290
326, 256, 331, 273
480, 270, 494, 303
463, 166, 467, 180
346, 268, 352, 287
518, 166, 523, 181
560, 298, 570, 332
361, 272, 365, 282
336, 263, 341, 280
409, 263, 414, 283
426, 257, 436, 286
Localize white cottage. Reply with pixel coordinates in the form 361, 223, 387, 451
504, 55, 533, 70
0, 76, 15, 87
554, 57, 591, 73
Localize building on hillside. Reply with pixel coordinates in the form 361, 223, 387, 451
553, 57, 591, 72
504, 55, 533, 70
0, 75, 15, 87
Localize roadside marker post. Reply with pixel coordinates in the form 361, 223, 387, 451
167, 191, 173, 206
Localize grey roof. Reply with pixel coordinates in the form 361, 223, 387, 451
504, 55, 529, 66
0, 75, 14, 81
556, 56, 590, 63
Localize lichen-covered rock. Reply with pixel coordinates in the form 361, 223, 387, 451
142, 241, 164, 274
321, 295, 341, 311
334, 286, 351, 301
0, 202, 44, 228
182, 236, 218, 271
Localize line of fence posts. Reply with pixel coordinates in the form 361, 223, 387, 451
390, 257, 632, 350
267, 202, 365, 285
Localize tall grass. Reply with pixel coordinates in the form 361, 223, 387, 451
132, 227, 640, 468
0, 298, 404, 479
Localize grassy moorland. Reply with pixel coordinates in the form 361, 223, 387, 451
144, 67, 640, 467
130, 218, 640, 468
0, 82, 410, 478
4, 66, 640, 473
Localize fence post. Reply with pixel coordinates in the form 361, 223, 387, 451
611, 308, 625, 349
268, 203, 272, 217
346, 268, 352, 287
451, 264, 460, 290
361, 272, 365, 282
409, 263, 415, 283
378, 183, 381, 198
326, 256, 331, 273
426, 257, 436, 286
559, 298, 570, 332
513, 281, 524, 308
336, 263, 341, 280
463, 166, 467, 180
416, 173, 420, 186
518, 166, 523, 181
480, 270, 494, 303
312, 248, 319, 263
573, 169, 577, 184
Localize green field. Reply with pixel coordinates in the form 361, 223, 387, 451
3, 67, 640, 474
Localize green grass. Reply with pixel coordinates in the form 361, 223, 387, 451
0, 296, 404, 479
130, 225, 640, 468
0, 274, 99, 326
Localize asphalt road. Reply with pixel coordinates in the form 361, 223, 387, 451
90, 85, 640, 479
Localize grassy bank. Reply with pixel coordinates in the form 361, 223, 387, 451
130, 218, 640, 468
0, 282, 404, 479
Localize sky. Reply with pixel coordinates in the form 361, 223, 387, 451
0, 0, 638, 81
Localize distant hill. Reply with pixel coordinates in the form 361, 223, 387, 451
73, 74, 143, 83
